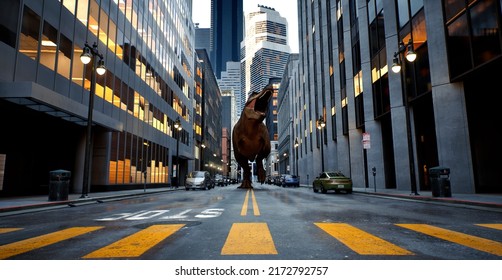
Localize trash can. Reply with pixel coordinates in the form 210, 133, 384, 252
429, 166, 451, 197
48, 170, 71, 201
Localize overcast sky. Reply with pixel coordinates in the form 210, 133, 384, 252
192, 0, 299, 53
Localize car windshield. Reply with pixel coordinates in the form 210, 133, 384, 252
188, 171, 205, 178
285, 175, 297, 179
326, 171, 345, 177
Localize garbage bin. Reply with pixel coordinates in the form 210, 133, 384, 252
429, 166, 451, 197
48, 170, 71, 201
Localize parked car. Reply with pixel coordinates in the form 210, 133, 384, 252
214, 174, 227, 186
282, 174, 300, 187
312, 171, 352, 194
186, 171, 214, 190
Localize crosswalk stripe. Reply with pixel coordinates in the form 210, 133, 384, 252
396, 224, 502, 256
315, 223, 413, 255
0, 226, 103, 259
221, 223, 278, 255
0, 228, 23, 234
476, 224, 502, 231
83, 224, 185, 258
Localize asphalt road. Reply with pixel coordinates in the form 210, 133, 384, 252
0, 184, 501, 260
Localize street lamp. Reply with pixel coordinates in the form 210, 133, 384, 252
79, 42, 106, 198
391, 38, 419, 196
391, 39, 416, 73
317, 116, 326, 172
173, 117, 182, 188
294, 138, 299, 176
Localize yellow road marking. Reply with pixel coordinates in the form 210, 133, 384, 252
476, 224, 502, 231
83, 224, 185, 258
240, 189, 260, 216
0, 226, 103, 259
315, 223, 413, 255
397, 224, 502, 256
251, 189, 260, 216
0, 228, 23, 234
221, 223, 277, 255
240, 190, 250, 216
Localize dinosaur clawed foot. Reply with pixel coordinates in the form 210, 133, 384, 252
237, 179, 253, 189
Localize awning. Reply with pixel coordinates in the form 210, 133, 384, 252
0, 81, 123, 132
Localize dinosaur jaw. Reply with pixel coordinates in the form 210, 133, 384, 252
244, 87, 273, 120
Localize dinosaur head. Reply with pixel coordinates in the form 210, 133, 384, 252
243, 85, 273, 121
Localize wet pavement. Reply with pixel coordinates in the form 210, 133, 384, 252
0, 185, 501, 216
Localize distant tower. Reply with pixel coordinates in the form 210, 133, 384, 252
211, 0, 243, 78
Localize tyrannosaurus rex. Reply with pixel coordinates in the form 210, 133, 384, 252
232, 84, 273, 189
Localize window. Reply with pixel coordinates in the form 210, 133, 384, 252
19, 6, 41, 61
0, 0, 20, 48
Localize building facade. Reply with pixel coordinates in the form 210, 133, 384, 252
0, 0, 195, 195
292, 0, 501, 194
195, 49, 223, 176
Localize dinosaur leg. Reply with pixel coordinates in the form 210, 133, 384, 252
235, 154, 253, 189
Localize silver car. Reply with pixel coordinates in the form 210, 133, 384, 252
185, 171, 214, 190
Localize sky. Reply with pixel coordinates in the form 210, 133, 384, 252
192, 0, 299, 53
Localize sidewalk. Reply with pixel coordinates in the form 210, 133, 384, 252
0, 185, 501, 216
0, 187, 178, 215
352, 187, 502, 209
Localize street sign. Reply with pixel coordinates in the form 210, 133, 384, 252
363, 132, 371, 149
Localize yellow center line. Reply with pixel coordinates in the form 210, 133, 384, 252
83, 224, 185, 259
315, 223, 413, 255
476, 224, 502, 231
0, 226, 103, 259
240, 189, 250, 216
251, 189, 260, 216
397, 224, 502, 256
0, 228, 23, 234
240, 189, 260, 216
221, 223, 278, 255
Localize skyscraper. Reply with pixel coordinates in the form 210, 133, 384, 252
241, 5, 291, 97
211, 0, 243, 79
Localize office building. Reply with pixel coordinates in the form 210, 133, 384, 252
293, 0, 501, 194
0, 0, 195, 195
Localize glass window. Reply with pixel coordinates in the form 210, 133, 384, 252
62, 0, 77, 15
57, 33, 72, 78
444, 0, 465, 22
397, 0, 409, 28
40, 21, 58, 70
470, 0, 501, 66
76, 0, 89, 26
447, 14, 472, 78
410, 0, 423, 16
0, 0, 20, 48
19, 6, 41, 61
71, 45, 84, 86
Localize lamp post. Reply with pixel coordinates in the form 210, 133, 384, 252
317, 116, 326, 172
391, 38, 419, 195
200, 142, 206, 170
79, 42, 106, 198
174, 117, 182, 188
143, 141, 149, 192
294, 138, 299, 176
